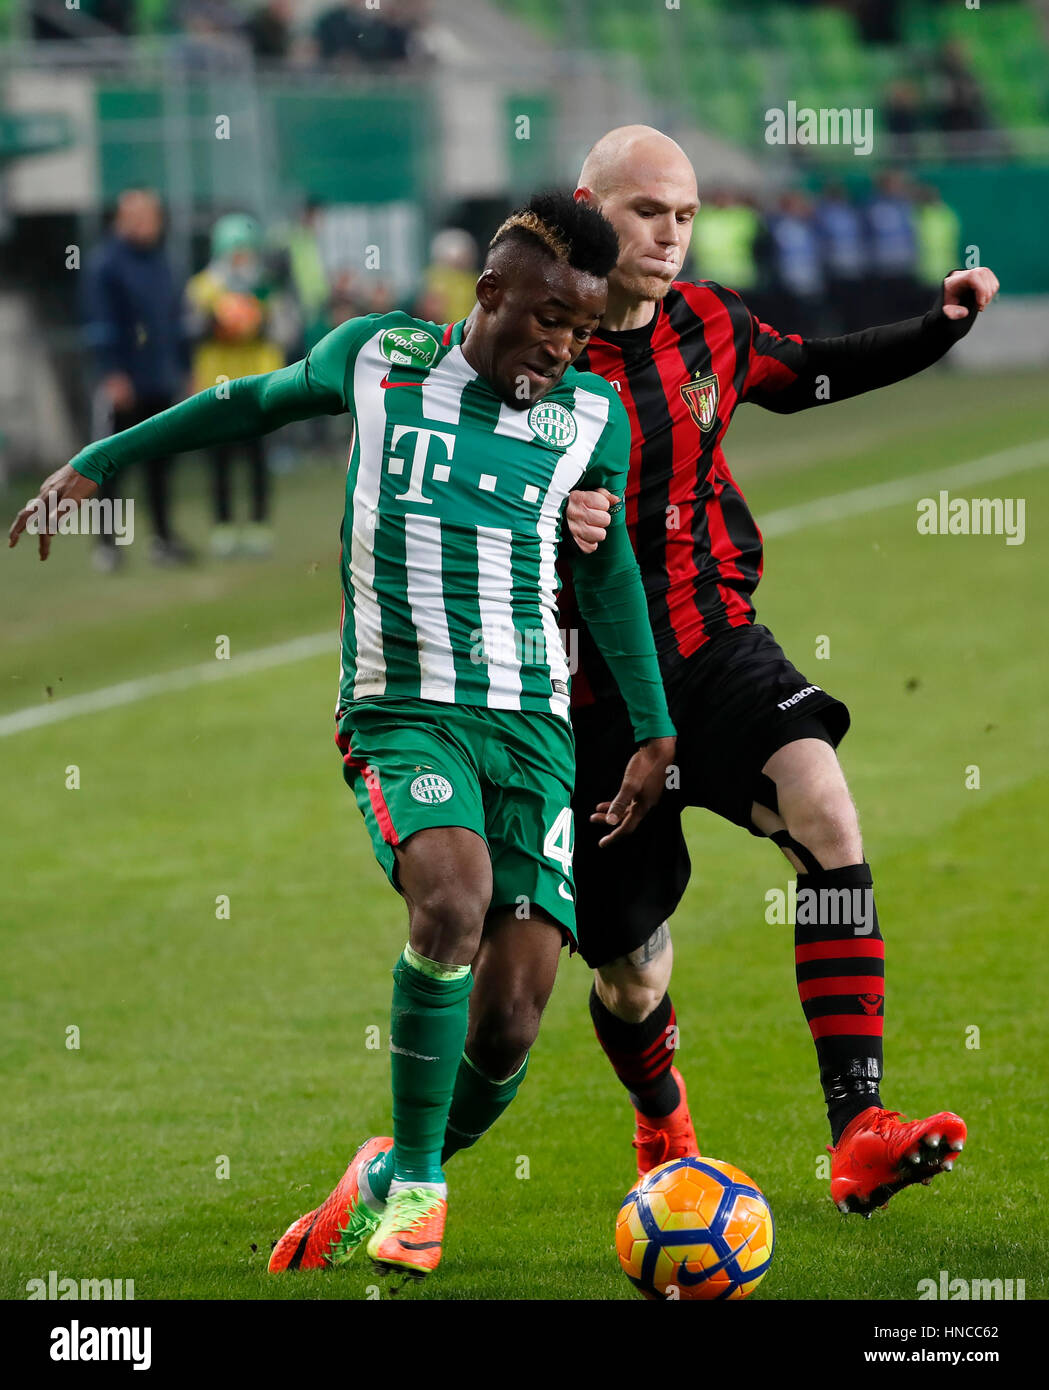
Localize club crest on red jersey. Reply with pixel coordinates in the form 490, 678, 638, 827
680, 373, 719, 432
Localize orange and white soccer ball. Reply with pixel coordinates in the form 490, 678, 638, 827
616, 1156, 775, 1300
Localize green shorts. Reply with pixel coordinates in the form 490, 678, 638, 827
336, 698, 577, 940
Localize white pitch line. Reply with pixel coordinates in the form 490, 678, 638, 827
761, 436, 1047, 537
2, 436, 1046, 739
0, 632, 333, 737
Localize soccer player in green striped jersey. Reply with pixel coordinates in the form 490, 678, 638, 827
10, 192, 675, 1284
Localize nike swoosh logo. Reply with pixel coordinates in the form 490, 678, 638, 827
397, 1239, 442, 1250
380, 374, 418, 389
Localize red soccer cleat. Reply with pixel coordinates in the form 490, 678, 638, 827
829, 1107, 966, 1216
632, 1067, 701, 1178
268, 1135, 392, 1271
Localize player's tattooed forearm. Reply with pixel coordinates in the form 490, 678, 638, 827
625, 921, 669, 968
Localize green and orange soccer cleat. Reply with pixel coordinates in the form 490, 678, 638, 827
268, 1135, 392, 1271
632, 1067, 701, 1178
366, 1186, 448, 1281
829, 1106, 967, 1215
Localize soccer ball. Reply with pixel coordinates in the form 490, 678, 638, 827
616, 1156, 775, 1300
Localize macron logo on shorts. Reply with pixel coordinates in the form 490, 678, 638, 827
410, 774, 454, 804
777, 684, 821, 712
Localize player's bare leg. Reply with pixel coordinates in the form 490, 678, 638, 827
592, 924, 699, 1176
359, 826, 491, 1280
272, 828, 489, 1279
271, 825, 490, 1276
357, 905, 566, 1262
756, 737, 966, 1215
464, 905, 564, 1080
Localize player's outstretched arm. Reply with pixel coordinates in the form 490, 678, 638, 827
743, 266, 1000, 414
9, 464, 99, 561
8, 330, 352, 560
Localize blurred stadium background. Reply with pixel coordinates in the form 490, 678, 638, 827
1, 0, 1048, 484
2, 0, 1047, 1303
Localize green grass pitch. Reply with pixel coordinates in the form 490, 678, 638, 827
2, 367, 1047, 1301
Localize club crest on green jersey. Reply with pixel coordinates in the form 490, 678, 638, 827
410, 773, 454, 804
380, 327, 439, 369
528, 400, 577, 449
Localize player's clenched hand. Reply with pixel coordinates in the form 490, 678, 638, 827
592, 735, 676, 847
942, 267, 999, 320
8, 463, 98, 561
567, 487, 619, 554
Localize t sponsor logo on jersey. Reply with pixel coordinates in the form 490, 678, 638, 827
527, 400, 577, 449
410, 773, 454, 804
380, 327, 439, 369
680, 372, 719, 432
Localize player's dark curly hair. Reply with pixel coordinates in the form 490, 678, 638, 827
488, 190, 619, 278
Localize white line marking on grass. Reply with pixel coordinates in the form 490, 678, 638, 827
2, 437, 1046, 738
761, 437, 1048, 537
0, 632, 333, 737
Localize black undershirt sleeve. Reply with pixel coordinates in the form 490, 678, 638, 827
746, 278, 979, 415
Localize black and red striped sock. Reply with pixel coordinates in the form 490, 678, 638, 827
589, 985, 681, 1118
793, 862, 885, 1145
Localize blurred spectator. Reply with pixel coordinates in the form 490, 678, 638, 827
848, 0, 902, 45
275, 201, 331, 354
765, 190, 826, 337
915, 183, 962, 290
420, 227, 479, 324
32, 0, 136, 39
315, 0, 423, 67
185, 214, 289, 558
884, 80, 922, 160
813, 181, 866, 332
366, 282, 397, 315
244, 0, 293, 63
932, 40, 992, 139
328, 270, 369, 327
82, 189, 191, 571
865, 171, 921, 320
689, 189, 761, 297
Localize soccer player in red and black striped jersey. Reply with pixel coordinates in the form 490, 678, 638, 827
562, 126, 998, 1215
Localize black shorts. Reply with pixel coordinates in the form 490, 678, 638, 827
571, 623, 850, 969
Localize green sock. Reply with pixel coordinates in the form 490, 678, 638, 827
368, 1049, 529, 1202
442, 1051, 529, 1162
388, 944, 472, 1186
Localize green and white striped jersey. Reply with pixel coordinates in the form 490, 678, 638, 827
69, 307, 671, 740
309, 312, 630, 721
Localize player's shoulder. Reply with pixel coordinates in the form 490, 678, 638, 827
560, 366, 629, 434
562, 364, 625, 413
670, 278, 751, 317
310, 311, 444, 368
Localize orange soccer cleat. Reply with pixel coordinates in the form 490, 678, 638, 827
632, 1066, 701, 1178
829, 1107, 967, 1215
366, 1186, 448, 1281
268, 1135, 392, 1271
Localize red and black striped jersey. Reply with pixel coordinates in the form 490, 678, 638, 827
562, 279, 807, 703
560, 275, 972, 708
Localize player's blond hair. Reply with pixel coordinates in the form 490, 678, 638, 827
488, 209, 572, 262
